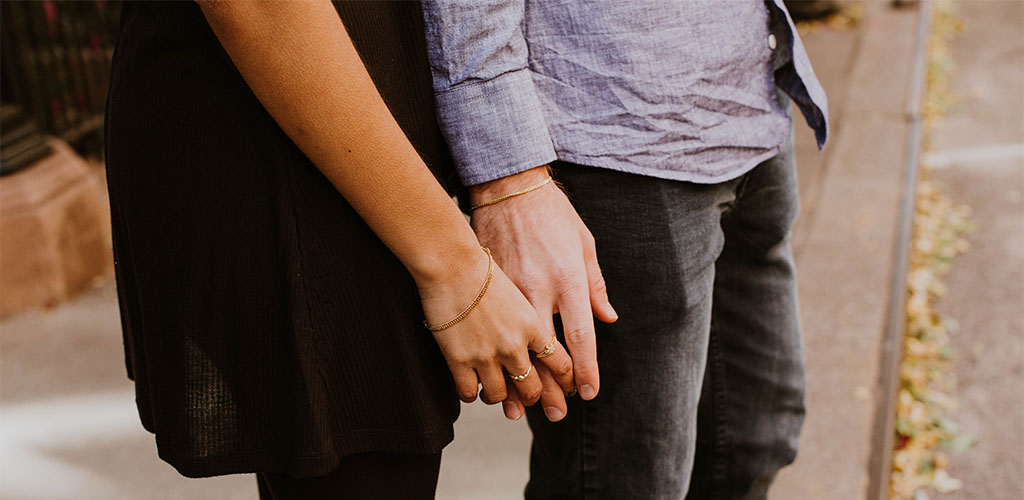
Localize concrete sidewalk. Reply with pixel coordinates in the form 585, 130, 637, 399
924, 1, 1023, 498
773, 2, 926, 498
0, 2, 947, 499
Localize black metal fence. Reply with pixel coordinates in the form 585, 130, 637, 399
1, 1, 122, 156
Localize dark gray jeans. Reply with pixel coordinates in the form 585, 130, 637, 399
525, 130, 806, 500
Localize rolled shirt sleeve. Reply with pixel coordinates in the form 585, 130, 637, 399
422, 0, 557, 186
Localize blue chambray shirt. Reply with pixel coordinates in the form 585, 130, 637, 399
422, 0, 829, 186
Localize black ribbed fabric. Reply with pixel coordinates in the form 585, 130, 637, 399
104, 1, 462, 478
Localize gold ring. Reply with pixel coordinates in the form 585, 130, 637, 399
510, 365, 533, 382
536, 336, 558, 358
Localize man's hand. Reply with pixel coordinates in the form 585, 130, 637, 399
469, 166, 618, 421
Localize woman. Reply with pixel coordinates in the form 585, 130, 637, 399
104, 1, 573, 498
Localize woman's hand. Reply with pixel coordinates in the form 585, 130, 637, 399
196, 2, 568, 417
417, 248, 575, 415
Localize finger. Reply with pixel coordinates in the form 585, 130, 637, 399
521, 304, 574, 394
452, 366, 480, 403
477, 364, 509, 405
558, 281, 600, 400
528, 332, 575, 394
503, 385, 526, 421
583, 235, 618, 324
503, 356, 542, 406
535, 363, 568, 422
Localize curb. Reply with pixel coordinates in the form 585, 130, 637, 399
867, 1, 934, 499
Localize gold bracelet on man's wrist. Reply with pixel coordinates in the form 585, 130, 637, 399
470, 176, 553, 211
423, 247, 493, 332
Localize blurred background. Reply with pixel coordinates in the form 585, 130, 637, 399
0, 1, 1020, 499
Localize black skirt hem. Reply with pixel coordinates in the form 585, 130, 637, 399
145, 421, 457, 479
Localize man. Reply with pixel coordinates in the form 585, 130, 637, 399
421, 1, 828, 498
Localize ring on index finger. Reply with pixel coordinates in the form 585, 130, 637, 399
510, 365, 533, 382
535, 336, 558, 358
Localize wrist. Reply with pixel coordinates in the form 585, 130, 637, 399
468, 165, 552, 207
408, 238, 487, 292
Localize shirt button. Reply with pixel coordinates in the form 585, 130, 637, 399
768, 33, 778, 50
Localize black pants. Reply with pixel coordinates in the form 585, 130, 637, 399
255, 452, 442, 500
526, 127, 806, 500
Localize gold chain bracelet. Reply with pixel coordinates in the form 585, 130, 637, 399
470, 176, 552, 210
424, 247, 493, 332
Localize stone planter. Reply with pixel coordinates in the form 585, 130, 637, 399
0, 138, 112, 318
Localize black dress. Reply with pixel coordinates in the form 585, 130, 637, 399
104, 1, 464, 478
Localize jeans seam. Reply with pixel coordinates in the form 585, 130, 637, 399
708, 323, 730, 500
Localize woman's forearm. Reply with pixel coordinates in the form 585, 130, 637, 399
197, 0, 479, 285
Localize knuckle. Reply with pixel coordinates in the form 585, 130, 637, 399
559, 280, 588, 299
541, 387, 560, 401
530, 330, 549, 351
459, 388, 478, 402
551, 355, 573, 376
466, 351, 493, 366
517, 274, 547, 296
591, 274, 608, 294
583, 232, 596, 249
522, 385, 542, 403
565, 327, 592, 346
481, 390, 506, 405
554, 266, 583, 287
574, 361, 597, 379
500, 337, 527, 357
451, 350, 474, 365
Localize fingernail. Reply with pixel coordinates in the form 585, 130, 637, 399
503, 401, 522, 420
544, 406, 564, 421
608, 303, 619, 320
579, 384, 596, 400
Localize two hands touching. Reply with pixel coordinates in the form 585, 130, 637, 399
195, 0, 610, 424
419, 166, 618, 423
197, 0, 609, 423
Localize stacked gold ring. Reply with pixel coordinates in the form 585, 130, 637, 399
536, 336, 558, 358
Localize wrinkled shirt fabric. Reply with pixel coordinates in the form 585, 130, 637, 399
422, 0, 829, 186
